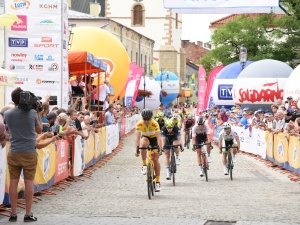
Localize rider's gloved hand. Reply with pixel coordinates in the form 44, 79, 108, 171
135, 146, 140, 157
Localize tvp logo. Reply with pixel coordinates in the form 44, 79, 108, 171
8, 38, 28, 47
218, 84, 233, 100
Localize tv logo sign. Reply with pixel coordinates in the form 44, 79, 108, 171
218, 84, 233, 100
8, 38, 28, 47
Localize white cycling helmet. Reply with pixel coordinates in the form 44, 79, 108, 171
223, 122, 231, 129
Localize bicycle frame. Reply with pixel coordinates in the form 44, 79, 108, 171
138, 146, 159, 199
220, 145, 239, 180
164, 144, 183, 186
193, 142, 212, 182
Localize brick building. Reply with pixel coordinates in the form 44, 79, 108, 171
181, 40, 211, 64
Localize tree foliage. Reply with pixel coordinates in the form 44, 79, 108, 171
199, 0, 300, 74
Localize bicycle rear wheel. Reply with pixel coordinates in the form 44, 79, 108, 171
228, 152, 233, 180
202, 156, 208, 182
147, 163, 152, 199
170, 155, 176, 186
186, 132, 190, 149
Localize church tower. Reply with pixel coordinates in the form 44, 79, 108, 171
105, 0, 186, 78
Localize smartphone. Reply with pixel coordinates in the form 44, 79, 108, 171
49, 96, 57, 105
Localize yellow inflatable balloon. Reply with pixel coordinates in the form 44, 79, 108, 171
70, 27, 130, 100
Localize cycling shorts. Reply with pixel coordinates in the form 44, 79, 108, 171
163, 138, 179, 150
221, 139, 237, 152
141, 135, 158, 148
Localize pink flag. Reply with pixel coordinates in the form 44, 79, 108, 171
131, 66, 144, 107
125, 62, 138, 88
204, 65, 224, 108
196, 66, 207, 116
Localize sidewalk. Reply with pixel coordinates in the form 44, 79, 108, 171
0, 132, 299, 225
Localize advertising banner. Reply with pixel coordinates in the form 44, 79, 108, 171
265, 131, 274, 161
204, 66, 224, 109
100, 126, 106, 155
34, 140, 56, 192
106, 125, 113, 154
94, 131, 102, 163
54, 139, 69, 184
287, 136, 300, 174
196, 65, 207, 114
4, 0, 68, 108
131, 67, 144, 107
84, 132, 95, 168
73, 136, 84, 177
273, 133, 289, 167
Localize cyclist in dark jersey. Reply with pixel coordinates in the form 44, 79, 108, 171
183, 114, 195, 147
161, 120, 182, 180
155, 112, 167, 130
192, 117, 210, 177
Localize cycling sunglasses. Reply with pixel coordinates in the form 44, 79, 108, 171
224, 127, 230, 130
166, 126, 173, 129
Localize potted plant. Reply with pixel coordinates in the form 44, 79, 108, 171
137, 89, 153, 98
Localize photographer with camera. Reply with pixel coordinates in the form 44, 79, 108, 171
4, 87, 43, 222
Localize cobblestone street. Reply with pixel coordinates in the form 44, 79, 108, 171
1, 132, 300, 225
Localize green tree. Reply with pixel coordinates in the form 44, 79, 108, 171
199, 1, 300, 74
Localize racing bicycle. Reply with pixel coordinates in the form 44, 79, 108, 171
220, 145, 239, 180
137, 146, 160, 199
193, 142, 213, 182
185, 128, 192, 149
164, 144, 183, 186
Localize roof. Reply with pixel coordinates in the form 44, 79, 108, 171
186, 61, 199, 70
209, 14, 284, 29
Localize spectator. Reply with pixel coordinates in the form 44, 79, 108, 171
274, 111, 285, 133
95, 79, 114, 111
41, 102, 50, 132
220, 106, 228, 122
0, 112, 7, 147
105, 104, 115, 125
271, 104, 278, 114
4, 87, 42, 222
285, 96, 293, 109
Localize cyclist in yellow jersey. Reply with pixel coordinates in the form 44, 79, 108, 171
135, 108, 162, 191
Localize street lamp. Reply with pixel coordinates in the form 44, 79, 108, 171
239, 45, 248, 70
143, 64, 154, 109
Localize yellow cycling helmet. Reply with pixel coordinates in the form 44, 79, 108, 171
165, 120, 174, 128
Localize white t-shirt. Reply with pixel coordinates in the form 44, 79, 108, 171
98, 84, 110, 101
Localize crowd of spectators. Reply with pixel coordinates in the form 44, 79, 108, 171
200, 97, 300, 137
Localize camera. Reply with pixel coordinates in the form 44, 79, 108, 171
18, 91, 43, 111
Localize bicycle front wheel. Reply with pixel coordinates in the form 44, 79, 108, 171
170, 155, 176, 186
147, 163, 152, 199
228, 152, 233, 180
186, 132, 190, 149
202, 156, 208, 182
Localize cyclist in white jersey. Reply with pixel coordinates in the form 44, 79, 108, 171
192, 117, 211, 177
218, 122, 240, 175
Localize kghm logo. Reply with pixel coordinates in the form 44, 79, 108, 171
277, 141, 284, 160
11, 0, 30, 10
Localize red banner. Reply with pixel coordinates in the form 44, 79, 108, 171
54, 139, 70, 183
196, 66, 207, 115
204, 65, 224, 108
131, 66, 144, 107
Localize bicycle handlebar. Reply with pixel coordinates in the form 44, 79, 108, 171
193, 142, 212, 149
163, 144, 183, 151
220, 146, 239, 150
138, 146, 160, 151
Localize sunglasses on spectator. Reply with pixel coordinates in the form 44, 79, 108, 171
224, 128, 230, 130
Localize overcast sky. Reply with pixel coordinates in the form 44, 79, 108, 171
181, 14, 229, 43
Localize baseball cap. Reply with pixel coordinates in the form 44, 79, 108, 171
257, 108, 264, 112
236, 114, 243, 118
57, 112, 68, 120
47, 111, 57, 120
243, 106, 250, 111
287, 96, 293, 99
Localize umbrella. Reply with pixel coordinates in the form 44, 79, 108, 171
0, 68, 17, 87
0, 13, 23, 26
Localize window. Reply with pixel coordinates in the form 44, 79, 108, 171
132, 4, 144, 26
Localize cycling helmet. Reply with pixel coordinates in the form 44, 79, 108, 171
157, 112, 164, 117
223, 122, 231, 129
141, 108, 153, 120
187, 115, 192, 119
172, 115, 179, 120
197, 117, 205, 125
165, 120, 174, 128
